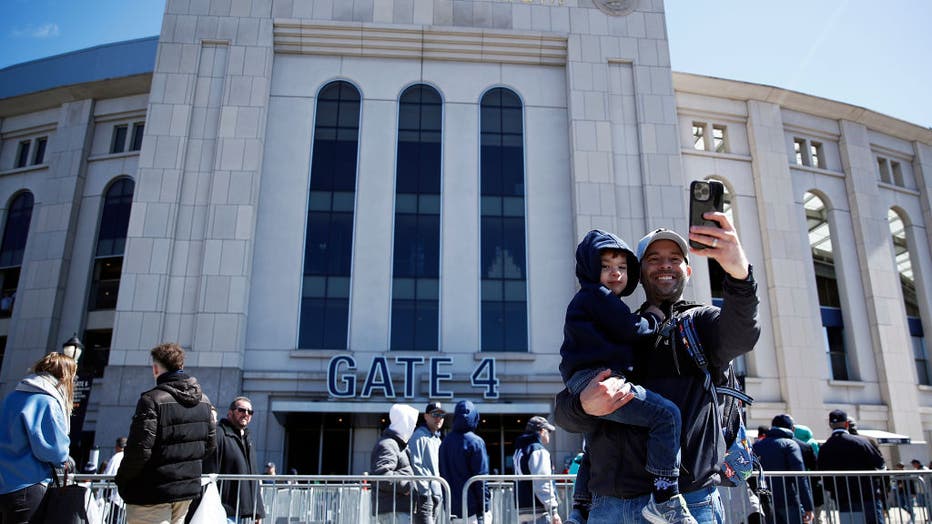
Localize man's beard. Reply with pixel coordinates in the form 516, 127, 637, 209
643, 272, 686, 304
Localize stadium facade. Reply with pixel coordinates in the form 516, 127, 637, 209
1, 0, 931, 472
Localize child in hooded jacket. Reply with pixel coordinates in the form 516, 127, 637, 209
560, 230, 694, 524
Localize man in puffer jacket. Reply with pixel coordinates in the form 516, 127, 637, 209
751, 414, 814, 524
116, 343, 216, 524
370, 403, 419, 522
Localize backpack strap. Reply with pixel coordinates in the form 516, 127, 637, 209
676, 312, 753, 406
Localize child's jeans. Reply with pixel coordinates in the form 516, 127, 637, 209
567, 368, 682, 477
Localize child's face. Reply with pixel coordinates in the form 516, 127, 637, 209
600, 250, 628, 296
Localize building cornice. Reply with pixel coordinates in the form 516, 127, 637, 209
673, 71, 932, 145
273, 19, 567, 66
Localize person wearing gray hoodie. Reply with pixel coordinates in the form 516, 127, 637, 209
370, 403, 420, 523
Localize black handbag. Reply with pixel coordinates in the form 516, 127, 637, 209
30, 464, 91, 524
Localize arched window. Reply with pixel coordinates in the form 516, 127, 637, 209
889, 209, 928, 384
391, 85, 442, 351
0, 191, 34, 319
480, 88, 527, 352
803, 191, 847, 379
299, 81, 361, 350
89, 178, 134, 311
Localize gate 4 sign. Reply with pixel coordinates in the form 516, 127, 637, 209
327, 355, 500, 399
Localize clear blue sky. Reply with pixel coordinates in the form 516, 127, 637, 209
1, 0, 930, 127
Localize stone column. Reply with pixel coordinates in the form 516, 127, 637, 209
839, 119, 922, 439
745, 100, 828, 426
0, 99, 94, 393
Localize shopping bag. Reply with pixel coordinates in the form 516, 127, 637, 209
188, 475, 226, 524
31, 466, 91, 524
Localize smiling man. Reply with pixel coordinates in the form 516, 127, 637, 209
555, 214, 760, 524
211, 396, 265, 523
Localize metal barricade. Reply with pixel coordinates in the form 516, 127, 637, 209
462, 474, 576, 523
742, 470, 932, 524
72, 474, 451, 524
71, 470, 932, 523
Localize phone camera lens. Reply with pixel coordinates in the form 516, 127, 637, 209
694, 184, 710, 201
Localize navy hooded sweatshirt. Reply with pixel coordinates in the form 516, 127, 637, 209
438, 400, 489, 519
559, 229, 658, 384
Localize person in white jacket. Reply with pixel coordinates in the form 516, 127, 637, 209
101, 437, 127, 523
513, 416, 562, 524
409, 402, 446, 524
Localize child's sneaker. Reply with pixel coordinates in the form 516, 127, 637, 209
641, 494, 698, 524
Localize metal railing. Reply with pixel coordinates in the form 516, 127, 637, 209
70, 470, 932, 524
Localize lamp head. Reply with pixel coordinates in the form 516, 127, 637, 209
62, 334, 84, 362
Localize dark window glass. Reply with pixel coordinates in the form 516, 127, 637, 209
111, 125, 128, 153
79, 329, 112, 379
130, 123, 144, 151
299, 81, 360, 350
825, 324, 848, 381
0, 267, 20, 318
88, 257, 123, 310
15, 141, 30, 168
32, 137, 47, 165
391, 85, 442, 351
0, 192, 34, 268
0, 336, 6, 374
96, 178, 135, 257
89, 179, 133, 311
480, 88, 527, 352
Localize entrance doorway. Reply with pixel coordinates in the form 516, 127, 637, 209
285, 412, 352, 474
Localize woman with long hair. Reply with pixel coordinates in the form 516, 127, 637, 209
0, 352, 77, 523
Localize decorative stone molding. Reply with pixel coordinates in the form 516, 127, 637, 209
273, 20, 567, 66
592, 0, 638, 17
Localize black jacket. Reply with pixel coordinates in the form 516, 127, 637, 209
559, 230, 658, 383
554, 270, 759, 498
205, 418, 265, 518
116, 371, 216, 505
817, 429, 886, 511
752, 427, 814, 519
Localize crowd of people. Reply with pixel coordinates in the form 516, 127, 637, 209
0, 214, 926, 524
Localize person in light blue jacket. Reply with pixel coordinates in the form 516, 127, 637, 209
0, 352, 75, 524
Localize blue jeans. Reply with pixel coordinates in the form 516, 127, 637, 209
567, 368, 682, 477
587, 486, 724, 524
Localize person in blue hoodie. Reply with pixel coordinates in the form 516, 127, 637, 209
438, 400, 490, 523
0, 352, 76, 524
560, 229, 693, 524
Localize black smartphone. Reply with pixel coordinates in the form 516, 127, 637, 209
688, 180, 725, 249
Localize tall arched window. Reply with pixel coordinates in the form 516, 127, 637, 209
89, 178, 134, 311
0, 191, 34, 319
889, 209, 929, 384
803, 192, 847, 379
391, 85, 442, 351
480, 88, 527, 352
299, 81, 361, 350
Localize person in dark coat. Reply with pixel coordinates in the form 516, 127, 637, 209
370, 403, 419, 522
817, 409, 886, 524
751, 414, 813, 524
206, 396, 266, 522
555, 222, 760, 523
438, 400, 491, 523
116, 343, 216, 524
